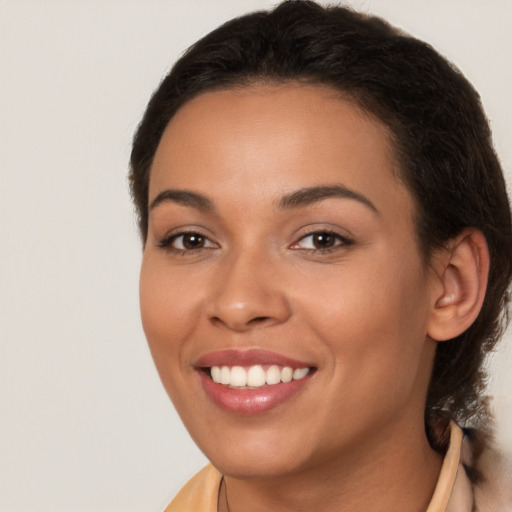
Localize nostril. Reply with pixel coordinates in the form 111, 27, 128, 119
210, 314, 273, 330
255, 316, 270, 322
249, 316, 272, 325
210, 316, 224, 327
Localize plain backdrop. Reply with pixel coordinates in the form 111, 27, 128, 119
1, 1, 511, 510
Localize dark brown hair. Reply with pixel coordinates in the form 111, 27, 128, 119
130, 0, 511, 450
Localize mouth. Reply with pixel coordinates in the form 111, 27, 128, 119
195, 349, 316, 414
205, 364, 311, 389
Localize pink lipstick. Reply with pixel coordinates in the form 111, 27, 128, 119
195, 349, 315, 415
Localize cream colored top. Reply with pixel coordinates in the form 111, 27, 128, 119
165, 423, 472, 512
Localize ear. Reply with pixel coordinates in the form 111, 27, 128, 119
427, 228, 489, 342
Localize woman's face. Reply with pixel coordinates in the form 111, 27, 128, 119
140, 84, 439, 478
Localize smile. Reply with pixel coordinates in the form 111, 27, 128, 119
195, 349, 316, 414
210, 364, 310, 388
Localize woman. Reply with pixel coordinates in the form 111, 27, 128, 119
130, 1, 512, 510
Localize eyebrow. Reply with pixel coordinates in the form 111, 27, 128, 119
149, 189, 214, 212
149, 184, 378, 214
278, 185, 378, 213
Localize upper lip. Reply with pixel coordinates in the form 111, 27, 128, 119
194, 348, 315, 369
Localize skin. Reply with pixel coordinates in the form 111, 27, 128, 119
140, 84, 445, 512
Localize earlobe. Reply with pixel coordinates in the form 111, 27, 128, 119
427, 229, 489, 342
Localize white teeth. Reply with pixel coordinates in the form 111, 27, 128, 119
247, 365, 266, 387
230, 366, 247, 387
281, 367, 293, 383
266, 365, 281, 385
220, 366, 230, 385
209, 364, 310, 388
211, 366, 221, 383
293, 367, 309, 380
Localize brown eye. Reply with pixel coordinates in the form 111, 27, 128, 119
311, 233, 336, 249
181, 233, 205, 250
158, 231, 217, 252
291, 230, 354, 252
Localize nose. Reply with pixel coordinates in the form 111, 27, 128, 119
206, 252, 292, 332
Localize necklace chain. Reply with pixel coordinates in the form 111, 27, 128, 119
220, 477, 231, 512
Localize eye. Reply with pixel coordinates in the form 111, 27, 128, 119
291, 230, 353, 252
158, 231, 217, 252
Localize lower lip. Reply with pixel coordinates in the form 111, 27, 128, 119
198, 371, 312, 415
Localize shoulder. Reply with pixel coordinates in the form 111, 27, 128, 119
164, 464, 222, 512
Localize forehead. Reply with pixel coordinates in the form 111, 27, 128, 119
149, 84, 415, 221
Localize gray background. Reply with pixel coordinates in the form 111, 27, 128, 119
1, 0, 511, 510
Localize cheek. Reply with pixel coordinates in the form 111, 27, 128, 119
139, 256, 191, 372
139, 256, 201, 414
140, 258, 167, 346
297, 250, 431, 385
139, 253, 200, 338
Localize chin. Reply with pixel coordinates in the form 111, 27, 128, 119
192, 423, 314, 480
212, 452, 306, 481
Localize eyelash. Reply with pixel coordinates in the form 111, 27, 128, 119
291, 230, 354, 253
157, 229, 354, 255
157, 230, 217, 254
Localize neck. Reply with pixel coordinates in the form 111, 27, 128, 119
219, 420, 443, 512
